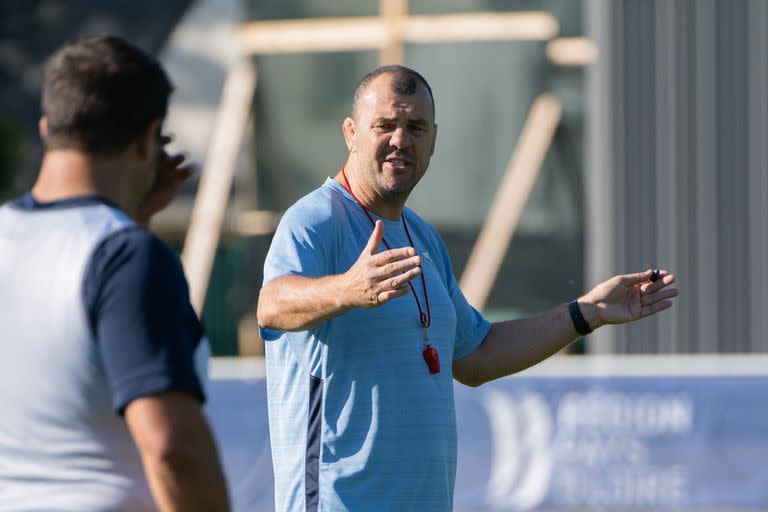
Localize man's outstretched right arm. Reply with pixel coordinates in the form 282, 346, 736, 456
257, 220, 422, 332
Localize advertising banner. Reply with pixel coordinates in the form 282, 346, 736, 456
207, 357, 768, 511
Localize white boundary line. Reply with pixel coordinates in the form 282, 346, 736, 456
210, 357, 267, 379
210, 354, 768, 380
515, 354, 768, 378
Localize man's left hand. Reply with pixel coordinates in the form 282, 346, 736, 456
578, 269, 678, 329
137, 135, 196, 227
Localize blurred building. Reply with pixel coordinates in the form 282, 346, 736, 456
4, 1, 766, 357
586, 0, 768, 353
234, 0, 768, 356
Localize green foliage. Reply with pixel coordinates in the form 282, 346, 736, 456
0, 118, 21, 201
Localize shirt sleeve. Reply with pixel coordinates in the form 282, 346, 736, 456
262, 203, 333, 285
259, 200, 335, 341
432, 232, 492, 361
83, 228, 205, 414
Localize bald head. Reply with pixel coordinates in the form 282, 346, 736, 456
352, 65, 435, 121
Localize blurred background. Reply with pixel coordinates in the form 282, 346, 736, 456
2, 0, 768, 510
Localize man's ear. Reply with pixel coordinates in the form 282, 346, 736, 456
342, 117, 357, 153
38, 117, 48, 140
430, 123, 438, 156
136, 118, 162, 159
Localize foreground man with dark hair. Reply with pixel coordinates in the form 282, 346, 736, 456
258, 65, 678, 511
0, 36, 230, 511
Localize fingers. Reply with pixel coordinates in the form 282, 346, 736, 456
366, 264, 422, 305
639, 271, 675, 294
364, 220, 385, 255
381, 265, 422, 291
622, 269, 676, 288
160, 151, 186, 168
376, 284, 413, 304
177, 162, 197, 180
621, 269, 656, 285
372, 266, 421, 301
353, 221, 428, 308
158, 134, 192, 173
638, 269, 678, 317
167, 153, 185, 166
641, 287, 679, 307
378, 254, 421, 276
353, 240, 423, 308
158, 152, 198, 184
372, 246, 416, 265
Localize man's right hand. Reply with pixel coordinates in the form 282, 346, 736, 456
342, 220, 422, 309
257, 220, 424, 332
136, 134, 196, 228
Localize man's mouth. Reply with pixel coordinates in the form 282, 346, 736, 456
384, 158, 412, 171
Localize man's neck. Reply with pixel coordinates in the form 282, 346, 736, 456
335, 164, 404, 220
32, 150, 136, 215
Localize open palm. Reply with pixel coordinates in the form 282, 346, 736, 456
583, 269, 677, 326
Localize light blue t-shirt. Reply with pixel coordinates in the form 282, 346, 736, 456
262, 178, 491, 511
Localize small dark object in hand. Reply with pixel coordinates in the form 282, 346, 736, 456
650, 269, 660, 283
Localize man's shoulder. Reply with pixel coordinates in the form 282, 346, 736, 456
1, 193, 136, 241
83, 227, 191, 336
263, 181, 349, 279
89, 228, 182, 281
279, 181, 348, 231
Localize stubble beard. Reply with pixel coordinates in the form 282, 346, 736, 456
373, 164, 420, 204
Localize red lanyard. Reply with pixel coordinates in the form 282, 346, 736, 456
341, 167, 432, 331
340, 167, 440, 374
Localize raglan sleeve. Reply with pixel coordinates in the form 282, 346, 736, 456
434, 235, 492, 361
83, 228, 205, 415
259, 200, 335, 340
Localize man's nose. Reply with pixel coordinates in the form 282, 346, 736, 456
389, 127, 410, 149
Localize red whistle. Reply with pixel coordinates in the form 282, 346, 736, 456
423, 344, 440, 374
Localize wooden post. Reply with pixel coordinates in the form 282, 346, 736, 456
183, 11, 571, 319
459, 94, 562, 311
237, 12, 559, 55
546, 37, 598, 66
380, 0, 408, 65
181, 59, 257, 315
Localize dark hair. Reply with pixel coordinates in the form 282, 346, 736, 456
352, 65, 435, 120
42, 35, 173, 156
